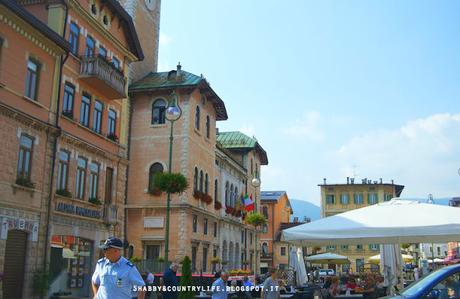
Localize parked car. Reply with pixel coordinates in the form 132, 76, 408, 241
319, 269, 335, 276
384, 264, 460, 299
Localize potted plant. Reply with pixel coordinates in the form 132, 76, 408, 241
89, 197, 102, 205
154, 172, 188, 194
202, 194, 213, 204
225, 206, 235, 215
15, 176, 34, 188
62, 110, 73, 119
107, 133, 119, 142
214, 200, 222, 210
56, 189, 72, 198
179, 256, 194, 299
210, 257, 221, 264
193, 190, 204, 200
245, 212, 267, 227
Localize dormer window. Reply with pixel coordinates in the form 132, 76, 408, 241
103, 15, 109, 25
91, 4, 97, 15
167, 70, 177, 80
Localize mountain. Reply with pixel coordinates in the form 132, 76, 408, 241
289, 199, 321, 222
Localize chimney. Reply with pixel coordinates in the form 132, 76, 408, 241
391, 179, 394, 184
380, 178, 383, 184
293, 217, 299, 223
347, 177, 350, 184
323, 178, 327, 185
350, 178, 354, 184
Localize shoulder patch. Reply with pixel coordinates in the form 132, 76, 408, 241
126, 261, 134, 267
97, 257, 105, 263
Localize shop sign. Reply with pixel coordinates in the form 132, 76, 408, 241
0, 217, 39, 241
144, 217, 164, 228
55, 202, 101, 219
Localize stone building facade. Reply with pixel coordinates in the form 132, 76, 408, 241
259, 191, 293, 273
0, 1, 70, 297
0, 0, 144, 297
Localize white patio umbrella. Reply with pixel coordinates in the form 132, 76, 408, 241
380, 244, 404, 295
289, 247, 308, 286
282, 200, 460, 245
304, 252, 350, 265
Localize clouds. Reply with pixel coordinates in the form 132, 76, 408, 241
281, 110, 325, 142
333, 113, 460, 198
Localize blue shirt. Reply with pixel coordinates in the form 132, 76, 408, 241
211, 278, 228, 299
92, 256, 145, 299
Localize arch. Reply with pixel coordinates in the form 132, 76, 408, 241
152, 98, 167, 125
195, 106, 200, 130
199, 170, 204, 192
225, 181, 229, 206
206, 115, 210, 138
193, 167, 198, 191
149, 162, 164, 192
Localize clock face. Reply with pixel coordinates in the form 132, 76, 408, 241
145, 0, 157, 11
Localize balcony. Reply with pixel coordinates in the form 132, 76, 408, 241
79, 56, 126, 99
103, 204, 118, 225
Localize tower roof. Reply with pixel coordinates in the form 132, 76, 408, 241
217, 131, 268, 165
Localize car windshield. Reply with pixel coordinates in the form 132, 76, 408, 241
401, 268, 451, 297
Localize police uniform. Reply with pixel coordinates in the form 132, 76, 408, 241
92, 238, 145, 299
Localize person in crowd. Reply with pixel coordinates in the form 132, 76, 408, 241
91, 237, 145, 299
346, 278, 358, 290
162, 263, 179, 299
414, 266, 420, 281
261, 268, 280, 299
211, 271, 229, 299
242, 276, 254, 299
144, 270, 155, 299
323, 277, 333, 289
329, 277, 340, 298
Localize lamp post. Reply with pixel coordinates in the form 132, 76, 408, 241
251, 176, 260, 274
164, 91, 182, 265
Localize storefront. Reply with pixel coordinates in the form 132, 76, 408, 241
49, 235, 94, 298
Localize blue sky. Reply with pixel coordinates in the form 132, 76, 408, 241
158, 1, 460, 205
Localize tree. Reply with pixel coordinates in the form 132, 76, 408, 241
179, 256, 194, 299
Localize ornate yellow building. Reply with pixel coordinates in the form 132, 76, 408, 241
319, 178, 404, 273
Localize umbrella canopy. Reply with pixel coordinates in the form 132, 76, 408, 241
368, 253, 414, 264
282, 200, 460, 246
427, 258, 445, 264
380, 244, 404, 295
304, 252, 350, 264
290, 247, 308, 286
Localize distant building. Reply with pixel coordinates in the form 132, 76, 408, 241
260, 191, 293, 273
447, 197, 460, 261
319, 178, 405, 273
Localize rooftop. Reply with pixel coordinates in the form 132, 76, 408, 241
261, 191, 286, 201
129, 66, 228, 120
319, 178, 405, 197
217, 131, 268, 165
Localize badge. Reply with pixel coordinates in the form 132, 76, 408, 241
117, 278, 122, 288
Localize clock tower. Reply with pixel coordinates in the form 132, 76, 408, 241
119, 0, 161, 82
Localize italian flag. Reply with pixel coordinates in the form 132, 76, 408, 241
242, 194, 254, 212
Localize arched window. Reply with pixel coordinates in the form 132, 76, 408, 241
149, 163, 164, 192
230, 184, 234, 207
193, 167, 198, 191
205, 173, 209, 194
152, 99, 167, 125
262, 242, 268, 255
250, 158, 254, 176
214, 179, 218, 202
195, 106, 200, 130
199, 170, 204, 192
205, 115, 210, 138
225, 181, 229, 206
262, 206, 268, 219
235, 187, 238, 203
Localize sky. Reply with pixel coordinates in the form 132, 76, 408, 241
158, 0, 460, 205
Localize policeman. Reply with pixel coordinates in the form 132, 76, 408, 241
92, 237, 146, 299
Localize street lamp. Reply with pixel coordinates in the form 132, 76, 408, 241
164, 91, 182, 264
251, 175, 260, 274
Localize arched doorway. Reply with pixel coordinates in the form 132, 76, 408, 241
3, 229, 28, 299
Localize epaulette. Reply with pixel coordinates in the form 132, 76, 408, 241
97, 257, 106, 264
126, 261, 134, 267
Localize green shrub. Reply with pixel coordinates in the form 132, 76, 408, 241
89, 197, 102, 205
154, 172, 189, 194
56, 189, 72, 198
179, 256, 194, 299
16, 176, 35, 188
245, 212, 267, 227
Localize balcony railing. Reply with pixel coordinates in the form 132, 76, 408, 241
79, 55, 126, 99
103, 204, 118, 225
